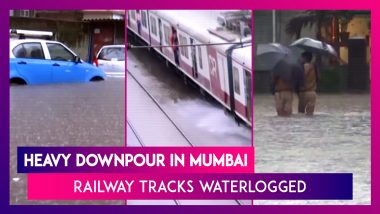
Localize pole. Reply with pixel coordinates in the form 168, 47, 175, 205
272, 10, 276, 43
128, 41, 252, 49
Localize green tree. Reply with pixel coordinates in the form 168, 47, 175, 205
286, 10, 356, 41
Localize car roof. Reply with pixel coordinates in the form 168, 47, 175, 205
10, 38, 61, 44
100, 45, 125, 49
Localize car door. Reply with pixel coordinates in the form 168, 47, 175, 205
12, 42, 52, 84
46, 42, 85, 83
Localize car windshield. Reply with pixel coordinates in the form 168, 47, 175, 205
98, 47, 125, 61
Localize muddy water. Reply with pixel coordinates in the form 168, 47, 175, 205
127, 48, 252, 147
254, 94, 370, 204
127, 46, 252, 205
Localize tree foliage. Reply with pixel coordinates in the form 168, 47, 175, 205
286, 10, 359, 40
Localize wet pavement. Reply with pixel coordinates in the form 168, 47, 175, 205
254, 94, 370, 205
10, 78, 125, 205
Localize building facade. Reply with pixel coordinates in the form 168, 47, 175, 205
10, 10, 125, 63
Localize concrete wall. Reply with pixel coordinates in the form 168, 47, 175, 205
113, 21, 125, 45
340, 15, 371, 64
10, 17, 125, 62
10, 17, 90, 61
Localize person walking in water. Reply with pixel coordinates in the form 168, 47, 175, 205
298, 51, 318, 116
272, 64, 294, 117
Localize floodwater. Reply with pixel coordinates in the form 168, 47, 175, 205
254, 94, 371, 205
127, 46, 252, 205
10, 47, 367, 206
10, 78, 125, 205
126, 46, 371, 205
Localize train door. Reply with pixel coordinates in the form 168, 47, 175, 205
244, 69, 252, 122
127, 11, 131, 27
149, 14, 160, 49
209, 51, 226, 104
129, 10, 137, 33
190, 38, 198, 78
140, 10, 149, 42
196, 40, 211, 89
158, 18, 163, 52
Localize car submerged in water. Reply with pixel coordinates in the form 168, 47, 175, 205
93, 45, 125, 78
10, 38, 106, 85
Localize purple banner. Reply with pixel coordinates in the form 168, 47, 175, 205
17, 146, 254, 173
28, 173, 352, 200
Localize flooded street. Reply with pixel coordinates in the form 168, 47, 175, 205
254, 94, 370, 204
10, 78, 125, 205
126, 46, 370, 205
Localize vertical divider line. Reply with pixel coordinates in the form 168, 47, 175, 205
124, 9, 128, 206
251, 9, 255, 206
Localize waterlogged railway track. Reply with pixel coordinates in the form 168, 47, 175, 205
127, 69, 193, 147
126, 69, 243, 206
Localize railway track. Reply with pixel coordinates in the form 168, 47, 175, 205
127, 69, 194, 147
126, 69, 243, 206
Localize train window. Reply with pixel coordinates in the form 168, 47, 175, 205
197, 46, 203, 69
163, 25, 170, 45
141, 11, 147, 28
233, 66, 241, 95
179, 34, 189, 59
130, 10, 136, 20
150, 16, 157, 36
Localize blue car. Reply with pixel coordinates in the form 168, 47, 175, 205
10, 39, 106, 85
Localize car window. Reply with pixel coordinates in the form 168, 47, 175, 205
98, 47, 125, 61
13, 43, 45, 59
47, 43, 75, 61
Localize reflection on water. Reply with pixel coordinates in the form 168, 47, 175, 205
254, 94, 370, 204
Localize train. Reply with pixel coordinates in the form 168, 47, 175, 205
127, 10, 252, 126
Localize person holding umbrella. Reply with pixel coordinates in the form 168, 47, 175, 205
291, 37, 338, 116
273, 61, 304, 117
271, 61, 296, 117
298, 51, 319, 115
257, 43, 304, 117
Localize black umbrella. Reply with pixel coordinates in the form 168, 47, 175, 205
257, 43, 303, 85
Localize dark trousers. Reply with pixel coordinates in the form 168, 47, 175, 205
137, 21, 141, 35
174, 49, 180, 66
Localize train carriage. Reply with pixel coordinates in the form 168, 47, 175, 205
127, 10, 252, 126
